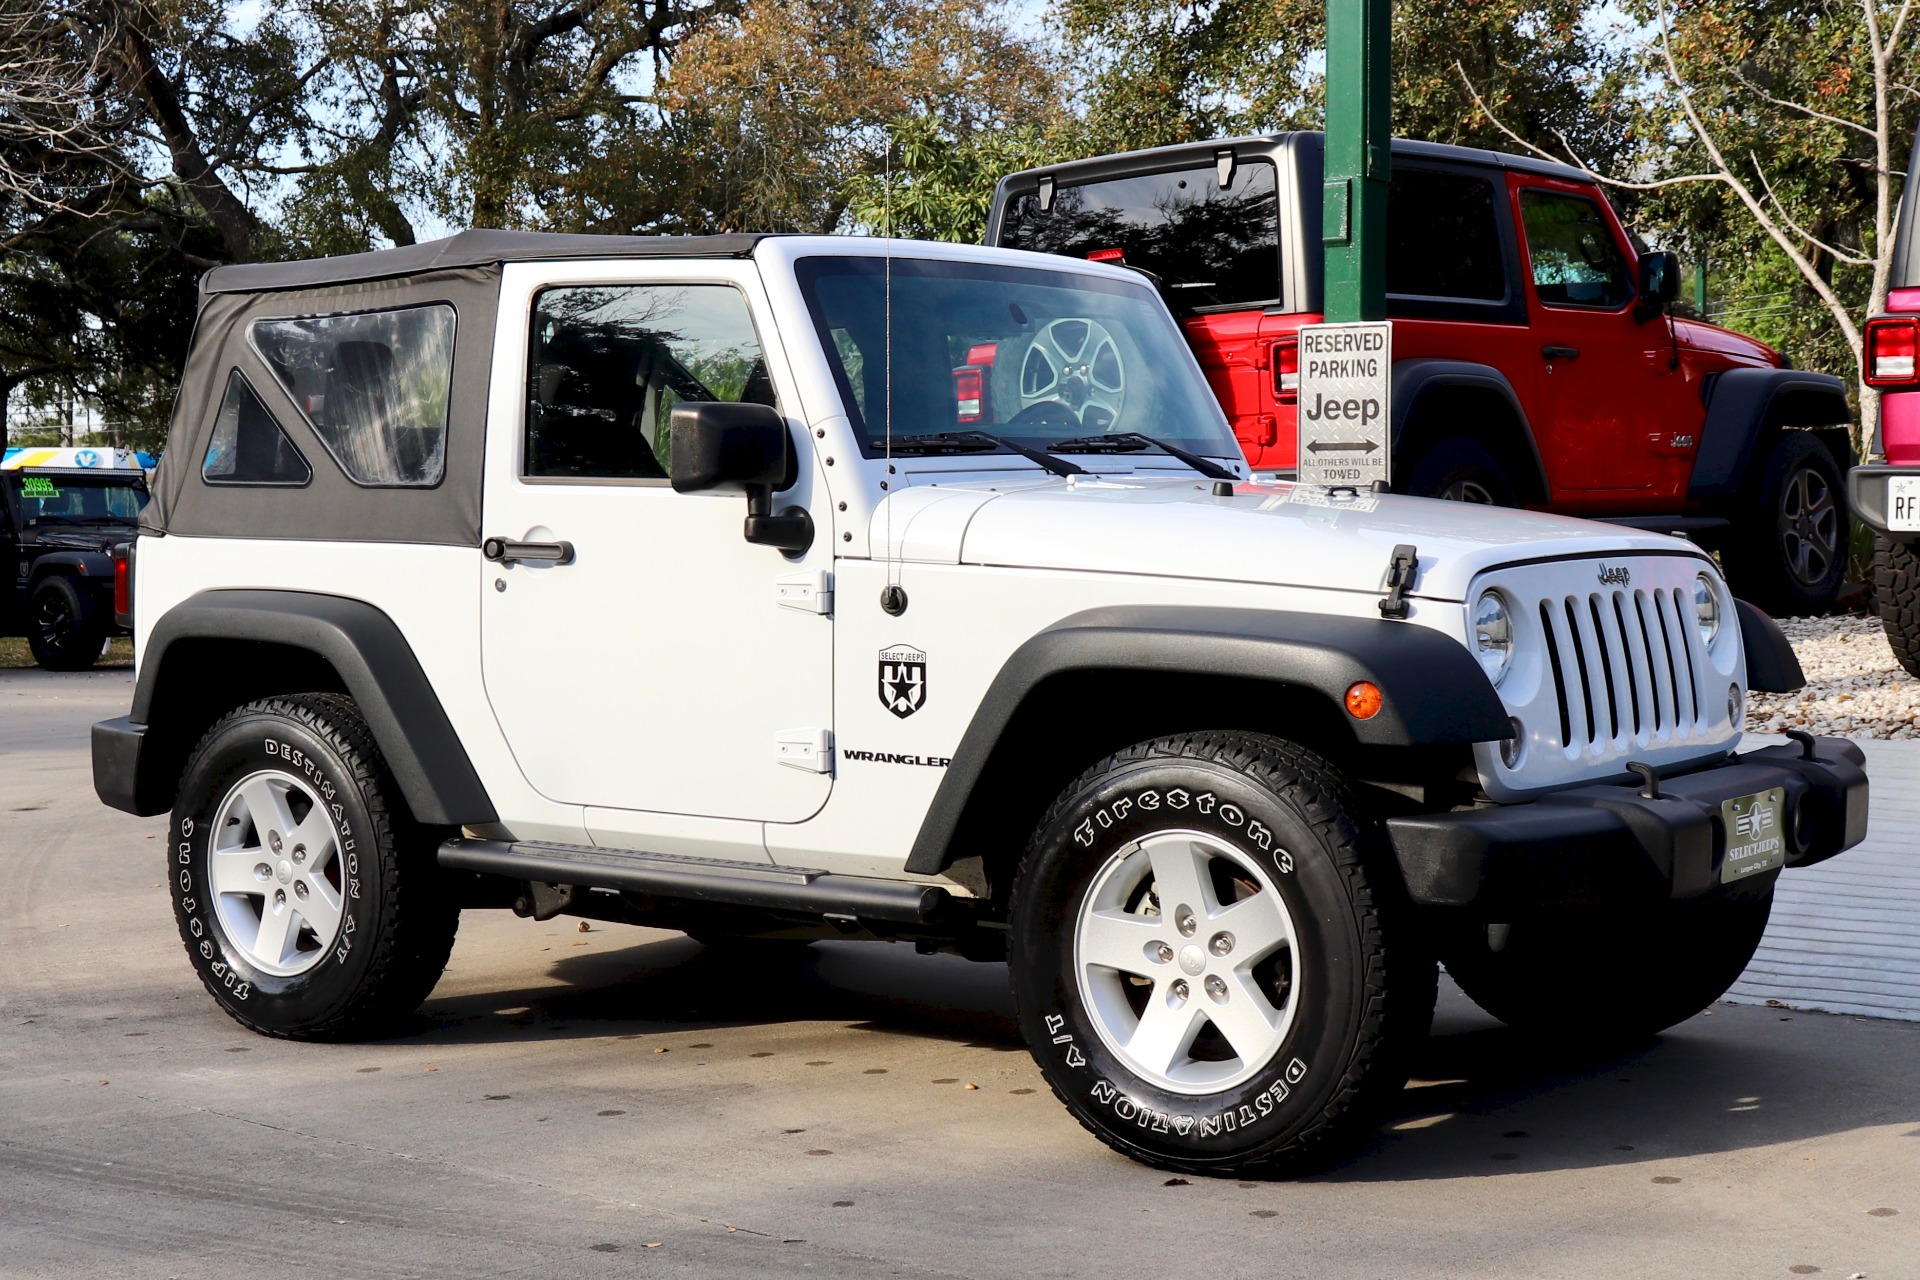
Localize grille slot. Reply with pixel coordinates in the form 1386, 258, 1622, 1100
1540, 585, 1706, 753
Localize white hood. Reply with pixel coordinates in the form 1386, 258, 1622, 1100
871, 474, 1706, 602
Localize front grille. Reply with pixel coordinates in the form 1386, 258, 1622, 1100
1538, 586, 1705, 753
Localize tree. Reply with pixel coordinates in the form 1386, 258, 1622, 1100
1463, 0, 1920, 453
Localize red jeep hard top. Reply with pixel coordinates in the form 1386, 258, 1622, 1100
987, 134, 1854, 614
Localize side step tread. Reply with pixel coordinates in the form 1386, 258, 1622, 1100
438, 837, 948, 924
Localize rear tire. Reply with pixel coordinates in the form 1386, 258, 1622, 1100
27, 576, 106, 671
1872, 534, 1920, 678
1439, 890, 1774, 1046
1404, 437, 1519, 506
169, 693, 460, 1040
1008, 732, 1433, 1177
1722, 432, 1845, 616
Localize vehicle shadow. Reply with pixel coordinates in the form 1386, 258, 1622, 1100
408, 930, 1919, 1178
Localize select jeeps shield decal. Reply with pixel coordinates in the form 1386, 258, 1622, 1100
878, 645, 927, 718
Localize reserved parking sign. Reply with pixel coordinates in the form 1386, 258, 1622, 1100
1297, 321, 1393, 488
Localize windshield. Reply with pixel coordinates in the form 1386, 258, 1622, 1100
4, 472, 148, 527
793, 256, 1237, 461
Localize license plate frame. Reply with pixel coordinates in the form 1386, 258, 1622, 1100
1889, 475, 1920, 531
1720, 787, 1787, 884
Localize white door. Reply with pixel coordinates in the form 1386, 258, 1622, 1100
479, 264, 834, 824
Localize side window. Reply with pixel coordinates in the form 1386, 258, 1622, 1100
202, 369, 312, 486
1385, 168, 1507, 301
526, 284, 773, 480
251, 304, 456, 487
1520, 190, 1632, 309
998, 161, 1280, 309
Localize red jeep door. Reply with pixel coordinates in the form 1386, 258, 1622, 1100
1513, 178, 1661, 497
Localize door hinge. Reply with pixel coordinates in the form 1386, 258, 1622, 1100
776, 728, 834, 774
776, 569, 832, 615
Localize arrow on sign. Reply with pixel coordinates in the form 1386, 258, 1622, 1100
1305, 439, 1381, 454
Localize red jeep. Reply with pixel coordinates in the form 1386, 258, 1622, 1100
986, 134, 1854, 614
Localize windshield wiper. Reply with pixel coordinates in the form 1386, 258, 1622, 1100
1048, 432, 1238, 481
886, 430, 1086, 477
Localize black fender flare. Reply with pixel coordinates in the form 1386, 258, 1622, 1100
1689, 368, 1850, 502
901, 606, 1512, 876
1735, 599, 1805, 694
1390, 359, 1550, 504
118, 589, 495, 824
26, 551, 115, 592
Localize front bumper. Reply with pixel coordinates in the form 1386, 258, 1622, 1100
1386, 738, 1868, 912
1848, 464, 1920, 538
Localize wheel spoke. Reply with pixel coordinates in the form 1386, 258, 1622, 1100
1206, 972, 1287, 1065
252, 893, 297, 968
1078, 908, 1167, 976
296, 877, 343, 949
1144, 839, 1218, 919
287, 807, 338, 877
209, 847, 264, 897
238, 776, 298, 848
1210, 887, 1293, 964
1123, 989, 1207, 1078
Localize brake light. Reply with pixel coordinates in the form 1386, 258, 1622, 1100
1087, 248, 1125, 264
112, 542, 133, 630
966, 342, 998, 368
1273, 336, 1300, 404
1866, 317, 1920, 387
954, 367, 985, 422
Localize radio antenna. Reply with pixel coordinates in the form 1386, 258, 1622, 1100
882, 125, 901, 606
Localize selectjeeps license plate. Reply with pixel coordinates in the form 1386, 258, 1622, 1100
1721, 787, 1788, 883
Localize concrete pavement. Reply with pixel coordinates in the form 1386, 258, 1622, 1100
3, 668, 1917, 1279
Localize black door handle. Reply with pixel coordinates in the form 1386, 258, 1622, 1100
483, 537, 575, 565
1541, 345, 1581, 361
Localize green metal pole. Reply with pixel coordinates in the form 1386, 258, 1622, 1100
1322, 0, 1392, 324
1694, 256, 1709, 316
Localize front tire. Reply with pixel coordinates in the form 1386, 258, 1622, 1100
27, 576, 106, 671
1872, 534, 1920, 678
169, 693, 459, 1039
1008, 733, 1433, 1176
1440, 890, 1774, 1046
1722, 432, 1845, 616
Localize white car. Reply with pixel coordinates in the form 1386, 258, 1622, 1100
94, 231, 1867, 1176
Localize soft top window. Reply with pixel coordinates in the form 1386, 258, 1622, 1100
1385, 168, 1507, 302
998, 161, 1280, 310
251, 304, 456, 487
202, 368, 312, 487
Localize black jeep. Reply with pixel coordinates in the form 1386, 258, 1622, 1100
1, 463, 147, 670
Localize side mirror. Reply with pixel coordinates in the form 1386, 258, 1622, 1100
1636, 250, 1681, 321
669, 401, 813, 554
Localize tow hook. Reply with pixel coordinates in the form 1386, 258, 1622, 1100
1378, 544, 1419, 619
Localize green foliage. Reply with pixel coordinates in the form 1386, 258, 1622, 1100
843, 113, 1057, 243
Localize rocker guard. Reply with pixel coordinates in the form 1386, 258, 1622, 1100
1386, 737, 1867, 913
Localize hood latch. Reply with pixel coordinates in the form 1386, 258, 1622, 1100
1378, 544, 1419, 620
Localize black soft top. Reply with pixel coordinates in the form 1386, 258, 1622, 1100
202, 230, 770, 295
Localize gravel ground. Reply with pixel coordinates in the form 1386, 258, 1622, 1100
1748, 613, 1919, 739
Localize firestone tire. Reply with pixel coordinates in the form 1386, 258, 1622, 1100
1722, 432, 1845, 617
1404, 436, 1519, 507
1440, 889, 1774, 1047
1008, 733, 1435, 1177
27, 576, 106, 671
169, 693, 460, 1040
1872, 534, 1920, 678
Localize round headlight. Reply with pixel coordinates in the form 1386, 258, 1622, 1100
1472, 591, 1513, 685
1693, 574, 1721, 645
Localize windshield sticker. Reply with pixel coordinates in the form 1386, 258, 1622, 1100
1283, 486, 1379, 514
20, 477, 59, 498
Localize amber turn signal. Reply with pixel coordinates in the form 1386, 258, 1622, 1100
1344, 681, 1383, 720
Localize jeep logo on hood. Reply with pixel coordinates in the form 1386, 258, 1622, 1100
1598, 564, 1631, 587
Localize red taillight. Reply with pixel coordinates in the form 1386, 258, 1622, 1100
1866, 317, 1920, 387
954, 367, 985, 423
1273, 336, 1300, 404
966, 342, 999, 368
1087, 248, 1125, 264
112, 542, 133, 629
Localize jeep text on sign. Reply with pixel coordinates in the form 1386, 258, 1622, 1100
1296, 321, 1392, 488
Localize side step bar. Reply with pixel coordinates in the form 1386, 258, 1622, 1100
438, 837, 951, 925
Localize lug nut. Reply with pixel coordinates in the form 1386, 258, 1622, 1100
1205, 975, 1229, 1004
1149, 941, 1174, 964
1209, 931, 1234, 957
1175, 906, 1197, 937
273, 889, 286, 907
1170, 979, 1190, 1004
293, 880, 309, 900
291, 844, 306, 864
254, 863, 272, 881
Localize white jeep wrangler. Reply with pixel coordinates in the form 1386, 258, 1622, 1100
94, 230, 1868, 1176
